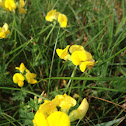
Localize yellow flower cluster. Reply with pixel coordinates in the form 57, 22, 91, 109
0, 23, 10, 39
56, 45, 97, 72
33, 94, 89, 126
0, 0, 27, 13
13, 63, 37, 87
45, 9, 68, 28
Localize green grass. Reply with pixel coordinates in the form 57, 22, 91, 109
0, 0, 126, 125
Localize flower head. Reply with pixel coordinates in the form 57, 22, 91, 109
15, 63, 26, 73
0, 23, 10, 39
58, 13, 68, 28
45, 9, 57, 22
33, 111, 70, 126
53, 94, 77, 113
56, 45, 71, 60
25, 69, 37, 84
56, 45, 97, 72
13, 73, 24, 87
33, 94, 89, 125
18, 0, 27, 14
4, 0, 16, 11
45, 9, 68, 28
13, 63, 37, 87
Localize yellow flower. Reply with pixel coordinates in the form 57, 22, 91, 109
18, 0, 27, 14
4, 0, 16, 11
45, 9, 68, 27
56, 45, 71, 60
45, 9, 58, 22
57, 45, 96, 72
53, 94, 77, 113
69, 45, 85, 53
38, 100, 58, 117
33, 94, 89, 125
71, 51, 95, 72
0, 23, 10, 39
15, 63, 26, 73
0, 0, 5, 8
13, 73, 24, 87
33, 111, 70, 126
58, 13, 68, 28
69, 98, 89, 122
25, 70, 37, 84
47, 111, 70, 126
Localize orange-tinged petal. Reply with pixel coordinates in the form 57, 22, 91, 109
47, 111, 70, 126
18, 0, 27, 14
19, 0, 25, 7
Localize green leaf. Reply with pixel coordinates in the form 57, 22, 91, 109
115, 17, 126, 36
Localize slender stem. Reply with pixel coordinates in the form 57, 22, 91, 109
65, 65, 77, 94
48, 27, 60, 95
81, 69, 91, 92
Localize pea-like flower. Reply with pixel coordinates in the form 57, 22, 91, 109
25, 69, 37, 84
45, 9, 68, 28
13, 63, 37, 87
33, 111, 70, 126
15, 63, 26, 73
56, 45, 97, 72
58, 13, 68, 28
0, 23, 10, 39
33, 94, 89, 126
17, 0, 27, 14
13, 73, 25, 87
0, 0, 16, 11
53, 94, 77, 113
56, 45, 71, 60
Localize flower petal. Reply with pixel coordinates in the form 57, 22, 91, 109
15, 63, 26, 73
47, 111, 70, 126
71, 51, 88, 65
56, 45, 70, 60
79, 62, 87, 72
58, 13, 68, 27
53, 94, 77, 113
45, 9, 57, 22
33, 111, 48, 126
69, 98, 89, 122
69, 45, 85, 53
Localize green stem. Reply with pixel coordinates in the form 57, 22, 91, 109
65, 65, 77, 94
48, 26, 60, 95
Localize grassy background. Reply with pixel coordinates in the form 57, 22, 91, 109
0, 0, 126, 125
